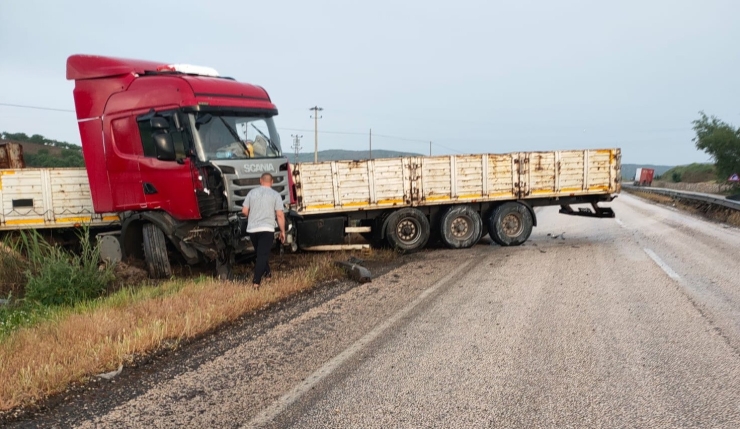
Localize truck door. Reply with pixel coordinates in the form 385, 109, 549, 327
136, 111, 201, 220
107, 115, 145, 210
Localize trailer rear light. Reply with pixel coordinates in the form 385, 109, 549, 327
156, 64, 220, 77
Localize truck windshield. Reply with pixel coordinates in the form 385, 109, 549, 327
191, 113, 282, 161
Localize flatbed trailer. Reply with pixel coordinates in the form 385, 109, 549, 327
0, 167, 118, 231
291, 148, 621, 251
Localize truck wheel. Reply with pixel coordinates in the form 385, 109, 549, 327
385, 208, 430, 253
488, 202, 533, 246
142, 223, 172, 278
439, 206, 483, 249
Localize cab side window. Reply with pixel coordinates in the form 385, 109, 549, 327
137, 120, 157, 157
136, 112, 191, 160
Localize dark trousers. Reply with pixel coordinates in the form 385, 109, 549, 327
250, 231, 274, 285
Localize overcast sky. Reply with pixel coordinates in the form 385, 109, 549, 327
1, 0, 738, 165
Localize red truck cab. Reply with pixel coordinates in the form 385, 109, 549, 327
67, 54, 291, 278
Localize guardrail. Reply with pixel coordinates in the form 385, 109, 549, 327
623, 185, 740, 211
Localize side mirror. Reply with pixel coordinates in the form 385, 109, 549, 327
195, 113, 213, 129
152, 132, 176, 161
150, 117, 170, 130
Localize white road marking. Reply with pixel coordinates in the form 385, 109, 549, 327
243, 256, 480, 428
644, 248, 681, 281
615, 219, 626, 228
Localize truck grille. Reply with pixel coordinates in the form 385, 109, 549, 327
224, 173, 289, 211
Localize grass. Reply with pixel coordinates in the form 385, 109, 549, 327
0, 249, 395, 412
1, 229, 113, 305
0, 237, 28, 300
658, 163, 716, 183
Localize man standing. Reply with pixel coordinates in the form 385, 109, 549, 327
241, 173, 286, 288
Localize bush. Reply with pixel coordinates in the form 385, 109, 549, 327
671, 172, 682, 183
20, 229, 113, 306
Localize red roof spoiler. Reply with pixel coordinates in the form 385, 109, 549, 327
66, 54, 167, 80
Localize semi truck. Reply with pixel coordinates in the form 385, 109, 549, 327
0, 54, 622, 279
633, 167, 655, 186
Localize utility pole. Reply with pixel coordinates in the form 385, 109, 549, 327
369, 128, 372, 160
290, 134, 302, 164
309, 106, 323, 163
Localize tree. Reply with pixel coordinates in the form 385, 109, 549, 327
692, 112, 740, 180
29, 134, 45, 144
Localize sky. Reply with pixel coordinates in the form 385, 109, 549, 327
1, 0, 738, 165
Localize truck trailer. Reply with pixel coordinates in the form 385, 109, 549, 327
633, 167, 655, 186
0, 54, 622, 279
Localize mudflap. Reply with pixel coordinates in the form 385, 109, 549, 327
559, 202, 615, 218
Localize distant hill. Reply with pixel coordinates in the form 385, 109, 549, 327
0, 140, 85, 168
288, 149, 422, 163
621, 164, 674, 181
658, 163, 716, 183
1, 132, 85, 168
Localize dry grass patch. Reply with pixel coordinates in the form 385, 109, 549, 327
0, 250, 395, 411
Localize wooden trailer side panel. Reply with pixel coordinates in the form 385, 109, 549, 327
292, 148, 620, 215
0, 168, 118, 230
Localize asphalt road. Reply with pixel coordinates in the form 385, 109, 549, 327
19, 193, 740, 428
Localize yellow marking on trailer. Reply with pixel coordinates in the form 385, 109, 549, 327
588, 186, 609, 192
341, 202, 369, 208
487, 192, 515, 198
305, 203, 335, 211
561, 187, 582, 192
530, 189, 555, 195
425, 195, 451, 201
457, 194, 482, 200
102, 215, 120, 222
56, 216, 93, 224
5, 219, 45, 226
377, 199, 404, 205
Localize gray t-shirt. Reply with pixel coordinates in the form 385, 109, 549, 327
242, 186, 284, 233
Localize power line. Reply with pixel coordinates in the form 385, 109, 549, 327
0, 102, 463, 153
0, 103, 75, 113
281, 127, 366, 136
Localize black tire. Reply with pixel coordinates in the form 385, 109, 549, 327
439, 205, 483, 249
488, 202, 533, 246
385, 208, 430, 253
142, 223, 172, 278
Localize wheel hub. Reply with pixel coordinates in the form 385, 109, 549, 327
397, 219, 419, 242
451, 217, 470, 238
502, 213, 523, 237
